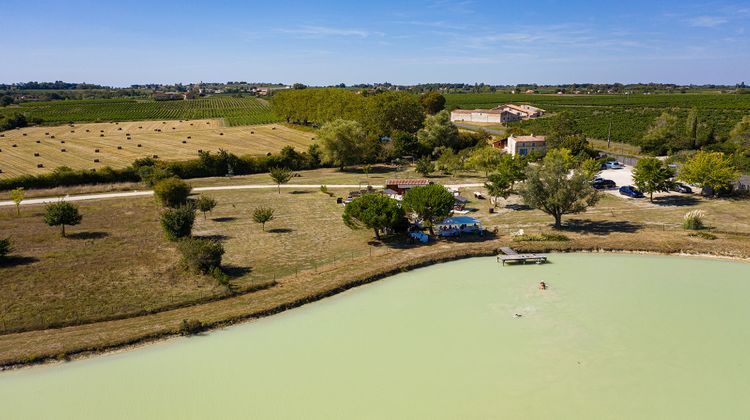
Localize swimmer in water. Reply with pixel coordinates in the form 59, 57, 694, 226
539, 281, 547, 290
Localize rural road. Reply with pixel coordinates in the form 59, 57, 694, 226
0, 183, 485, 207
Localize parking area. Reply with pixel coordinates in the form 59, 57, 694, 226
599, 165, 634, 190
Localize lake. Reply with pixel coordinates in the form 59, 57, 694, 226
2, 254, 749, 419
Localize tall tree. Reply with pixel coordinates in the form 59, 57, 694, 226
417, 110, 460, 151
363, 91, 425, 135
342, 194, 405, 240
641, 112, 681, 155
467, 147, 503, 177
415, 156, 434, 177
632, 157, 675, 202
679, 151, 739, 196
520, 149, 599, 228
318, 119, 366, 169
419, 92, 446, 115
686, 108, 699, 149
269, 167, 293, 193
402, 184, 455, 235
729, 115, 750, 149
485, 173, 513, 208
496, 153, 528, 192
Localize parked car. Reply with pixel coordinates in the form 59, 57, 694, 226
603, 160, 625, 169
671, 182, 693, 194
592, 177, 616, 190
619, 185, 644, 198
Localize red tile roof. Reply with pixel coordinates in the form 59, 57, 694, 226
385, 178, 430, 186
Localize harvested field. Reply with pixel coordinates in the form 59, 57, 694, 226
0, 120, 316, 178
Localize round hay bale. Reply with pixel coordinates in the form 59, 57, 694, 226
34, 152, 40, 157
137, 144, 142, 147
93, 159, 100, 163
182, 140, 187, 144
61, 149, 66, 152
117, 146, 122, 150
37, 163, 44, 168
95, 149, 100, 153
22, 133, 27, 136
12, 144, 17, 147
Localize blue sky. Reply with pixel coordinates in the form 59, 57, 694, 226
3, 0, 750, 86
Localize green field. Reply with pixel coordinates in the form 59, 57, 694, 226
0, 96, 279, 126
446, 93, 750, 144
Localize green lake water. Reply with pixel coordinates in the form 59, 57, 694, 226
2, 254, 750, 419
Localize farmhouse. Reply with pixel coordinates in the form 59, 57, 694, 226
450, 108, 520, 123
504, 134, 546, 156
450, 104, 545, 124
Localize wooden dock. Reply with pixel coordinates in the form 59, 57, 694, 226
497, 247, 548, 265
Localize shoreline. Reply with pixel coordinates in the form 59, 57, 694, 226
2, 245, 749, 372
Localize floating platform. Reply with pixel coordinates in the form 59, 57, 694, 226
497, 247, 548, 265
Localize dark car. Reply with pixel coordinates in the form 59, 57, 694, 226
592, 178, 616, 190
671, 182, 693, 194
619, 185, 644, 198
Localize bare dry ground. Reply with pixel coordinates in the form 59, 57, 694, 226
0, 119, 315, 178
1, 171, 750, 367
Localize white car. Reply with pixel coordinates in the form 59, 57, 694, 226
604, 161, 625, 169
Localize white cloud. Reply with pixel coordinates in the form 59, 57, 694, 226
687, 15, 729, 27
277, 25, 379, 39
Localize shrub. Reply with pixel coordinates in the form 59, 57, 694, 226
177, 237, 225, 274
415, 156, 434, 177
160, 205, 196, 241
512, 232, 570, 242
0, 237, 12, 258
43, 201, 82, 237
154, 178, 192, 208
688, 231, 717, 240
683, 209, 705, 230
179, 319, 204, 335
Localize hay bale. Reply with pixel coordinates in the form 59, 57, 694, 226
117, 146, 122, 150
34, 152, 40, 157
153, 154, 159, 158
22, 133, 27, 136
36, 140, 41, 144
187, 136, 191, 139
93, 159, 100, 163
12, 144, 17, 147
61, 149, 66, 152
182, 140, 187, 144
137, 144, 142, 147
37, 163, 44, 168
95, 149, 100, 153
100, 134, 104, 137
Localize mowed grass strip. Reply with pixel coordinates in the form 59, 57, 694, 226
0, 120, 316, 178
0, 186, 372, 334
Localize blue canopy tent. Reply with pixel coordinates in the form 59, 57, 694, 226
437, 216, 484, 237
